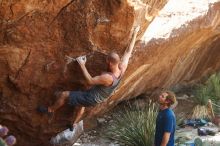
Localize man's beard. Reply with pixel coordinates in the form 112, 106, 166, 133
159, 101, 167, 106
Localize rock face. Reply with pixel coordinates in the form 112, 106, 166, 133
0, 0, 220, 146
0, 0, 166, 145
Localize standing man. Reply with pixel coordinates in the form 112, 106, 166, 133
154, 91, 176, 146
38, 26, 140, 127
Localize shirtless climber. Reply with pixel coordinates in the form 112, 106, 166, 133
38, 26, 140, 128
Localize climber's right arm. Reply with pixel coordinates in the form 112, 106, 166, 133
120, 26, 140, 75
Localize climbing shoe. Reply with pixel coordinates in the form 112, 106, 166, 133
66, 123, 74, 131
37, 106, 53, 117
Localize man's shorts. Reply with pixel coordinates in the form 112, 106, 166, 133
68, 91, 97, 107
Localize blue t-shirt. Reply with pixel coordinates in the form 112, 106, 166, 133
154, 108, 176, 146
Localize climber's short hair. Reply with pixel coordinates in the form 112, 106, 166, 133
107, 52, 120, 65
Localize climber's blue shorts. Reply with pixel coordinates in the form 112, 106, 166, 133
68, 91, 97, 107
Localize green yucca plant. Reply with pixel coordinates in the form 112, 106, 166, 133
192, 82, 211, 119
192, 73, 220, 118
194, 73, 220, 105
206, 73, 220, 102
105, 102, 157, 146
192, 85, 210, 119
206, 73, 220, 115
194, 85, 210, 106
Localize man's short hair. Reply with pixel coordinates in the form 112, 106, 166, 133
164, 90, 176, 107
107, 52, 120, 65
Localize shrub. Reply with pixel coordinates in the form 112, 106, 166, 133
192, 73, 220, 118
105, 101, 157, 146
206, 73, 220, 102
194, 85, 210, 106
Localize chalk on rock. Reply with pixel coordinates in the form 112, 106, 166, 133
50, 120, 84, 146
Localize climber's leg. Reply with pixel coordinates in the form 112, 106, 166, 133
48, 91, 70, 112
37, 91, 70, 114
74, 106, 85, 125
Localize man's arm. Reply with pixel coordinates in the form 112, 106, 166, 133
76, 56, 112, 86
160, 132, 171, 146
160, 112, 174, 146
120, 26, 140, 74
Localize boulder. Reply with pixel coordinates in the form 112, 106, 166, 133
0, 0, 220, 146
